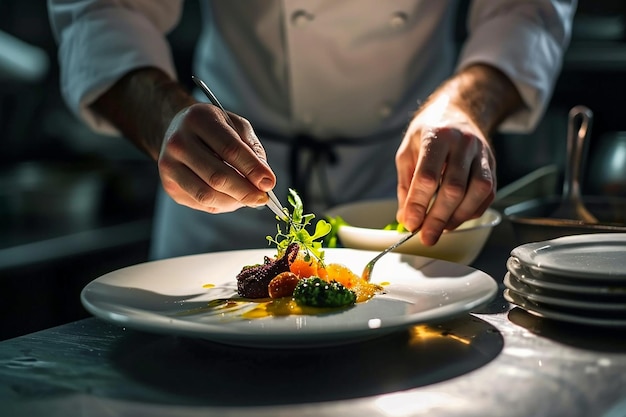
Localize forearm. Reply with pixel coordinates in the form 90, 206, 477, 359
90, 67, 197, 160
418, 63, 524, 138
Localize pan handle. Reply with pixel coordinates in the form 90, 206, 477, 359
563, 105, 593, 202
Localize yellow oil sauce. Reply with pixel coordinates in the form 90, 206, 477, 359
241, 280, 384, 319
242, 298, 340, 318
177, 297, 350, 319
184, 280, 384, 320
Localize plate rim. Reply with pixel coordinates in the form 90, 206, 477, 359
504, 289, 626, 327
504, 273, 626, 311
510, 233, 626, 280
507, 258, 626, 295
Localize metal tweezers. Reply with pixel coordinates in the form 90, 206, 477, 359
191, 75, 290, 222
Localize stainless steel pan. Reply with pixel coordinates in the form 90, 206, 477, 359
503, 105, 626, 244
504, 195, 626, 244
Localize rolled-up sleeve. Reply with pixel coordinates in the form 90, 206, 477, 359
48, 0, 183, 134
457, 0, 576, 133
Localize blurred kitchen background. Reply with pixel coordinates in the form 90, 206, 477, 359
1, 1, 625, 340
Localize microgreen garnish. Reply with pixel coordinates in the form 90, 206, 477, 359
266, 189, 332, 263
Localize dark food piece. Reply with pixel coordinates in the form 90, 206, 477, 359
236, 242, 299, 298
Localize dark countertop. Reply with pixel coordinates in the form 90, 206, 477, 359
0, 219, 625, 417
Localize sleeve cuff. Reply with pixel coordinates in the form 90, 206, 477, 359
58, 8, 177, 135
457, 14, 568, 133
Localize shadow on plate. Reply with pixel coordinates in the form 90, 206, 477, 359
108, 314, 504, 407
507, 307, 626, 353
82, 282, 209, 311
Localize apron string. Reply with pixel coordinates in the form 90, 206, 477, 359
254, 129, 391, 208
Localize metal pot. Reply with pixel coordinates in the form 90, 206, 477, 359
504, 195, 626, 243
503, 106, 626, 244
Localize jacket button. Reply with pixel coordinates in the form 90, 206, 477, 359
291, 10, 315, 27
301, 113, 314, 126
389, 12, 408, 29
379, 104, 393, 119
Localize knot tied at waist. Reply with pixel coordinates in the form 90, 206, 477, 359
255, 129, 391, 208
289, 134, 340, 207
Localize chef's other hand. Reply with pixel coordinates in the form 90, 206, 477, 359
396, 64, 524, 246
158, 103, 276, 213
396, 105, 496, 246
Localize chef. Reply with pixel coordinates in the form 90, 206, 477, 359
48, 1, 576, 259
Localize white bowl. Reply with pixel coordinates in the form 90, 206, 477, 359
325, 199, 501, 265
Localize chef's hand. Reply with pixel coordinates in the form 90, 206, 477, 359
91, 68, 277, 214
158, 103, 276, 213
395, 64, 524, 246
396, 103, 496, 246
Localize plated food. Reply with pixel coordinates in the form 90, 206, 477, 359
208, 189, 383, 318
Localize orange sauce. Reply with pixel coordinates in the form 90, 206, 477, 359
318, 262, 382, 303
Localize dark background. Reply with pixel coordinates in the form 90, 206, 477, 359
1, 1, 625, 340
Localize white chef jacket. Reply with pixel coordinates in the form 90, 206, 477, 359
48, 0, 576, 259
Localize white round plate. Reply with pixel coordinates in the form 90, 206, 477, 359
504, 289, 626, 327
81, 248, 498, 348
504, 273, 626, 312
506, 256, 626, 295
510, 233, 626, 280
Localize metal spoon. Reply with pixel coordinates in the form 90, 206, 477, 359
551, 105, 598, 224
361, 228, 421, 282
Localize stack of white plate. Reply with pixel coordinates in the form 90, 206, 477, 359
504, 233, 626, 327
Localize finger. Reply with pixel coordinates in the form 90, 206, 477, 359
422, 131, 478, 228
229, 112, 267, 161
418, 170, 470, 246
445, 155, 496, 230
159, 159, 252, 213
414, 131, 481, 245
186, 105, 276, 192
399, 129, 453, 232
169, 135, 269, 207
395, 139, 418, 212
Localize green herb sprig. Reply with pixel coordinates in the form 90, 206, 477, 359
266, 189, 331, 263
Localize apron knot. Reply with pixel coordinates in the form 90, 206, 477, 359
290, 134, 340, 207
